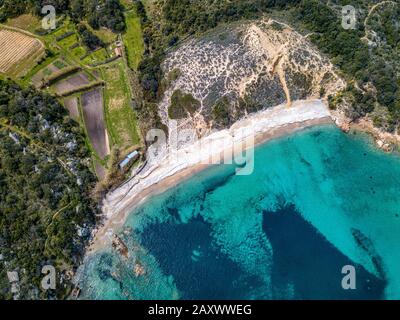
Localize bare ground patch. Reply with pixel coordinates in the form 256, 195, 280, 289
81, 89, 110, 159
95, 161, 106, 181
53, 72, 91, 95
63, 96, 80, 120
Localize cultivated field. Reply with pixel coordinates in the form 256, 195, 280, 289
64, 96, 80, 120
0, 28, 45, 77
31, 59, 68, 88
53, 72, 91, 95
81, 89, 110, 159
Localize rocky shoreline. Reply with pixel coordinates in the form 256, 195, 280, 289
331, 108, 400, 153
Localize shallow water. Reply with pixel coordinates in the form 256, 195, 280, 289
78, 125, 400, 299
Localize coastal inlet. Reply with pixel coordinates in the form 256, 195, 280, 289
76, 124, 400, 300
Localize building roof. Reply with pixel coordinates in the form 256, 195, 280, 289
119, 150, 139, 169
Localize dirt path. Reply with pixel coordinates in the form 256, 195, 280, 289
250, 24, 292, 106
362, 1, 398, 41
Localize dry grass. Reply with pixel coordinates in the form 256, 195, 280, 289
5, 14, 41, 33
0, 28, 45, 77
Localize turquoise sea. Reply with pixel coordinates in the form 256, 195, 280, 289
78, 124, 400, 300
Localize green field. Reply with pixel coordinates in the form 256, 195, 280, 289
58, 33, 79, 49
21, 54, 59, 86
40, 19, 109, 67
120, 0, 135, 10
122, 9, 144, 70
101, 60, 140, 151
82, 22, 117, 44
82, 48, 110, 65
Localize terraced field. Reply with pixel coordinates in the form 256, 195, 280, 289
3, 13, 139, 179
0, 28, 45, 77
31, 59, 68, 88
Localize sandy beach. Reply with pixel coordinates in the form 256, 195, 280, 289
88, 99, 333, 253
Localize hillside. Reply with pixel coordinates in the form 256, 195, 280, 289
137, 0, 400, 149
159, 18, 344, 144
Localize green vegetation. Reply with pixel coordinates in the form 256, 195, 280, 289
136, 0, 400, 133
295, 0, 400, 131
82, 48, 109, 65
71, 0, 126, 32
76, 23, 104, 51
102, 61, 140, 151
42, 65, 81, 87
212, 96, 232, 128
123, 8, 145, 70
168, 89, 200, 119
21, 54, 59, 86
0, 79, 97, 299
53, 59, 67, 69
1, 0, 126, 32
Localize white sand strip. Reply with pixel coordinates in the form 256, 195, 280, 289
89, 99, 332, 252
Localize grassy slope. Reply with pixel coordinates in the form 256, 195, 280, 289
101, 60, 140, 151
82, 21, 118, 44
123, 9, 145, 70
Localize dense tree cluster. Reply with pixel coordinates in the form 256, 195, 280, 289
297, 0, 400, 130
0, 80, 97, 299
0, 0, 126, 32
77, 23, 104, 50
70, 0, 126, 32
168, 89, 200, 119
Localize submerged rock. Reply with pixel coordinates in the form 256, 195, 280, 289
112, 235, 129, 258
134, 262, 146, 277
